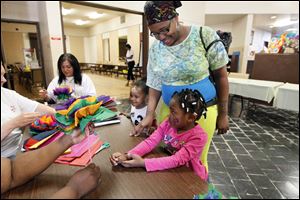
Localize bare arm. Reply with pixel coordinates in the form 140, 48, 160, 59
35, 103, 56, 114
132, 88, 161, 136
50, 163, 101, 199
1, 130, 84, 194
212, 66, 229, 134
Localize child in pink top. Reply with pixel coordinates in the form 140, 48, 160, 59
110, 89, 208, 181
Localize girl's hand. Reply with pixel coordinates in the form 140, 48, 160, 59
131, 115, 154, 137
216, 114, 229, 135
110, 152, 128, 166
121, 154, 145, 168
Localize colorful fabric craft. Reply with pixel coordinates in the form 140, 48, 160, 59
193, 184, 238, 199
53, 86, 73, 101
29, 114, 57, 136
55, 95, 118, 134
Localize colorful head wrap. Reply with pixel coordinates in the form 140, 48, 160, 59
144, 1, 182, 25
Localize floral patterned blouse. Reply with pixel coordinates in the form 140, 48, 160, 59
146, 25, 229, 91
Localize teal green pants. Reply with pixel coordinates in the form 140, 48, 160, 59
158, 102, 217, 172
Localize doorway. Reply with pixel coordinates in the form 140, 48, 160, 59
60, 1, 148, 99
1, 19, 46, 100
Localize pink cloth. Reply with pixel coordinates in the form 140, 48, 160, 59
128, 119, 208, 181
62, 134, 99, 158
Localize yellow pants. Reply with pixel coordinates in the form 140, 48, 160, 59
158, 102, 217, 172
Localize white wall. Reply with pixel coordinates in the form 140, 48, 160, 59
205, 1, 299, 14
209, 23, 233, 33
252, 28, 272, 53
84, 36, 97, 63
1, 1, 39, 21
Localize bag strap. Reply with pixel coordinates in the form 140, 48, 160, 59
200, 27, 225, 56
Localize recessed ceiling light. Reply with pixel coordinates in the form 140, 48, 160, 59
270, 16, 277, 19
74, 19, 89, 26
269, 25, 274, 28
62, 7, 72, 16
88, 12, 104, 19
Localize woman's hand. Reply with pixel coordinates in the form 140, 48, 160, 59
130, 114, 154, 137
216, 114, 229, 135
39, 89, 49, 101
14, 112, 42, 128
110, 152, 128, 166
121, 154, 145, 168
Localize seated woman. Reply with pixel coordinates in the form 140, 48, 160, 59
39, 53, 96, 103
1, 63, 56, 158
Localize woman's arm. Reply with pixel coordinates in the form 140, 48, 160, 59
1, 130, 85, 194
133, 88, 161, 136
35, 103, 56, 114
1, 112, 42, 141
212, 66, 229, 134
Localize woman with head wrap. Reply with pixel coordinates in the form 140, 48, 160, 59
133, 1, 230, 172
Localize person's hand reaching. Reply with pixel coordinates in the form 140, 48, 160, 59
65, 163, 101, 198
14, 112, 42, 128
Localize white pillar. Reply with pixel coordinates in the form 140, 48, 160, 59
240, 14, 253, 74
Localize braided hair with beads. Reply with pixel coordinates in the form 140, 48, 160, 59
172, 89, 207, 121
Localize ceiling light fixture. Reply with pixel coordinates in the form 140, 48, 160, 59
88, 12, 104, 19
74, 19, 89, 26
62, 7, 72, 16
270, 16, 277, 19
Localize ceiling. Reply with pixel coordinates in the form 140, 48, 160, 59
205, 14, 299, 33
61, 2, 126, 28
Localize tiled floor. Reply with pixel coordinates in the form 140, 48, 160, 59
208, 98, 299, 199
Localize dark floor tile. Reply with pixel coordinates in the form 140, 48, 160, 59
232, 179, 259, 195
263, 169, 288, 182
269, 156, 287, 165
242, 144, 260, 152
258, 188, 285, 199
289, 177, 299, 189
226, 140, 241, 146
213, 184, 239, 199
227, 168, 249, 180
249, 150, 269, 160
212, 137, 225, 143
239, 194, 262, 199
218, 150, 235, 159
214, 142, 230, 150
222, 135, 236, 141
238, 138, 253, 144
248, 174, 275, 189
244, 165, 265, 175
273, 181, 299, 199
254, 141, 271, 149
222, 159, 242, 168
276, 164, 299, 178
233, 132, 247, 138
208, 153, 220, 162
208, 161, 227, 173
257, 160, 277, 170
209, 172, 232, 185
230, 146, 249, 155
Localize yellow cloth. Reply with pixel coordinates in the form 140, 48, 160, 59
74, 102, 101, 126
158, 102, 217, 172
57, 96, 97, 116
